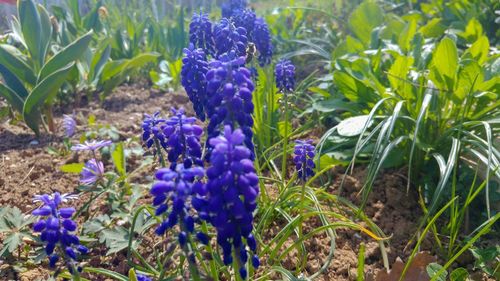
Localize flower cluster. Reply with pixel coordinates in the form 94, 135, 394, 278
205, 52, 255, 157
162, 108, 203, 168
253, 18, 273, 66
214, 18, 248, 57
181, 45, 209, 121
294, 140, 316, 181
32, 193, 87, 271
142, 111, 167, 150
189, 12, 215, 56
221, 0, 248, 18
275, 59, 296, 92
80, 158, 104, 185
231, 9, 256, 39
151, 165, 205, 246
137, 275, 152, 281
192, 126, 259, 278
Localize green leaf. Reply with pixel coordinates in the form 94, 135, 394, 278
112, 142, 126, 176
39, 31, 93, 81
278, 121, 292, 138
36, 4, 53, 63
348, 1, 384, 46
458, 18, 483, 43
0, 83, 24, 113
82, 267, 128, 281
419, 18, 446, 38
466, 36, 489, 65
429, 37, 458, 91
455, 60, 483, 101
23, 63, 74, 136
128, 269, 138, 281
0, 233, 21, 257
398, 19, 417, 53
0, 44, 37, 86
388, 55, 414, 99
89, 44, 111, 83
449, 268, 468, 281
18, 0, 42, 68
426, 263, 447, 281
0, 64, 29, 100
60, 163, 85, 173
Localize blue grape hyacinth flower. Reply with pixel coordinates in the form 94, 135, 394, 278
214, 18, 248, 57
205, 52, 256, 157
221, 0, 248, 18
232, 8, 256, 39
193, 125, 259, 278
253, 17, 273, 66
294, 140, 316, 181
189, 12, 215, 56
137, 274, 152, 281
275, 59, 296, 92
162, 108, 203, 168
32, 192, 87, 271
142, 111, 167, 149
181, 45, 209, 121
151, 164, 205, 246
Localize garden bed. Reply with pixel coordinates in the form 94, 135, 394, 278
0, 83, 451, 281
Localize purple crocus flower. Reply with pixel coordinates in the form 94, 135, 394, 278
80, 159, 104, 185
62, 115, 77, 138
32, 192, 87, 272
71, 140, 112, 152
294, 140, 316, 181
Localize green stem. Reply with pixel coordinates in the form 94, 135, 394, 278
281, 91, 290, 184
201, 222, 220, 281
154, 138, 167, 167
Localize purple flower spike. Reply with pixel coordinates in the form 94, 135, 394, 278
31, 192, 85, 273
142, 111, 167, 150
275, 59, 296, 92
194, 125, 259, 276
80, 159, 104, 185
181, 45, 209, 121
214, 18, 248, 57
62, 115, 77, 138
294, 140, 316, 181
189, 12, 215, 56
71, 140, 112, 152
253, 17, 273, 66
162, 108, 203, 168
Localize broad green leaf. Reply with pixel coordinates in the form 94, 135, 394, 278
348, 1, 384, 46
112, 142, 126, 176
60, 163, 85, 173
398, 19, 417, 53
449, 268, 468, 281
0, 64, 29, 100
23, 63, 74, 136
0, 83, 24, 113
419, 18, 446, 38
429, 37, 458, 91
458, 18, 483, 43
39, 31, 93, 81
37, 4, 53, 63
0, 44, 37, 86
466, 36, 489, 65
18, 0, 42, 68
89, 44, 111, 82
426, 263, 447, 281
455, 60, 483, 101
333, 71, 376, 103
388, 55, 414, 99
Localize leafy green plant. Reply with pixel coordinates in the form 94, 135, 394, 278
0, 206, 35, 257
0, 0, 93, 136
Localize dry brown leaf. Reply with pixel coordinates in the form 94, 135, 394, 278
374, 251, 436, 281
